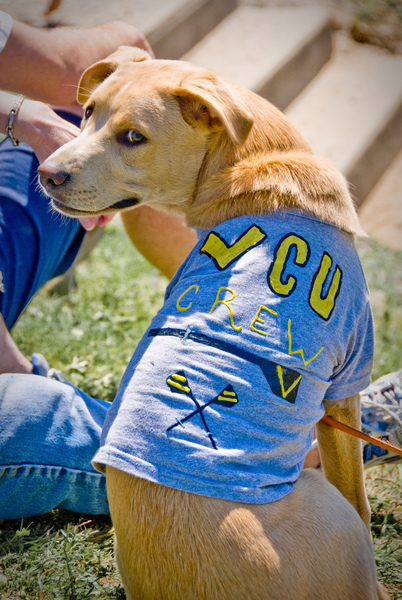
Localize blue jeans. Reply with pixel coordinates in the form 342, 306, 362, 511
0, 112, 110, 519
0, 373, 110, 519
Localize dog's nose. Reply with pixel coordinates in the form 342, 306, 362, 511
38, 163, 70, 187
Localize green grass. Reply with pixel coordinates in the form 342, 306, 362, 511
356, 236, 402, 381
1, 222, 401, 599
0, 513, 123, 600
367, 464, 402, 597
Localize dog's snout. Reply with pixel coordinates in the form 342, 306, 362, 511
38, 164, 70, 188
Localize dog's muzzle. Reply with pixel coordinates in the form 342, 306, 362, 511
38, 162, 140, 214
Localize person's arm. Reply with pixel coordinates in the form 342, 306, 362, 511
0, 19, 153, 106
0, 314, 33, 374
0, 91, 80, 163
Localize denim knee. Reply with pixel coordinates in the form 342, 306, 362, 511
0, 373, 110, 518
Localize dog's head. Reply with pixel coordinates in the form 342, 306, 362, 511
38, 46, 255, 217
39, 46, 363, 235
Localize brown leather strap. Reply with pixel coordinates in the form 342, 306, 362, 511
320, 415, 402, 457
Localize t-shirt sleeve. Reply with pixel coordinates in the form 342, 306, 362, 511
324, 300, 374, 401
0, 11, 12, 54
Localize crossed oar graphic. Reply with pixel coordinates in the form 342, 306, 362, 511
166, 371, 239, 450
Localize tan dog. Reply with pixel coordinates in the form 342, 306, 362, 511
39, 48, 388, 600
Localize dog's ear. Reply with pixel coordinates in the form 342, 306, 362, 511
77, 46, 152, 104
176, 72, 253, 146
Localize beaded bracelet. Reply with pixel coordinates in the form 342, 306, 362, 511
3, 94, 25, 146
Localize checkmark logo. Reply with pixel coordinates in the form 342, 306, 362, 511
200, 225, 267, 270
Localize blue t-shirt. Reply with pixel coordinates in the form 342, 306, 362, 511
0, 112, 85, 328
94, 211, 373, 503
0, 10, 12, 54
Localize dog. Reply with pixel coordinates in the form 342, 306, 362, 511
38, 47, 388, 600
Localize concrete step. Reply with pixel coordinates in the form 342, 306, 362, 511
285, 32, 402, 208
358, 149, 402, 250
147, 0, 237, 60
182, 5, 334, 110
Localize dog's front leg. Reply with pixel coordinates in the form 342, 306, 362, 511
316, 394, 371, 531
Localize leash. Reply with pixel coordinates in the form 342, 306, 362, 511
320, 415, 402, 457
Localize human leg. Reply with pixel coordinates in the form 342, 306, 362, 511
121, 205, 197, 280
0, 114, 109, 520
0, 373, 110, 519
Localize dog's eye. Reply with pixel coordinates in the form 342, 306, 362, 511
85, 105, 94, 119
125, 130, 144, 144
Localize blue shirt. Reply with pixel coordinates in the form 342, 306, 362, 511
0, 112, 85, 328
0, 10, 12, 54
94, 211, 373, 503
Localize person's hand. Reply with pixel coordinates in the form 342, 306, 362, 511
50, 20, 155, 106
93, 20, 154, 59
0, 19, 154, 107
13, 98, 80, 164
